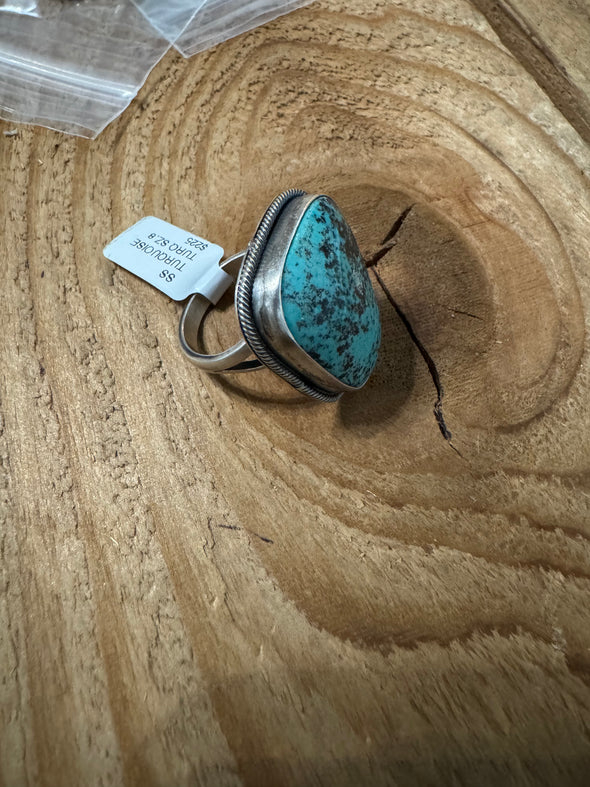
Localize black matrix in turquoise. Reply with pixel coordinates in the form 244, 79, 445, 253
280, 196, 381, 388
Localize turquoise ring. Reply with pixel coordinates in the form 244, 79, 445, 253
179, 190, 381, 401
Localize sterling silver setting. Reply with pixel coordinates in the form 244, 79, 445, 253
179, 189, 377, 402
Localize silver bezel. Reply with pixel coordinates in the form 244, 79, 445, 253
235, 190, 344, 402
251, 194, 360, 395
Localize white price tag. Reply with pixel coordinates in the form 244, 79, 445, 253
103, 216, 231, 303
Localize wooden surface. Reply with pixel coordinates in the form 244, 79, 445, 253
2, 1, 590, 784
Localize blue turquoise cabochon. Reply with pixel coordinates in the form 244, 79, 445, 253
280, 196, 381, 388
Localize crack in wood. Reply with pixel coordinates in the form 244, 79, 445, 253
381, 203, 415, 245
217, 523, 274, 544
447, 306, 484, 321
365, 207, 461, 453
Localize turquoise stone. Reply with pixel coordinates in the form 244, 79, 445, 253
280, 197, 381, 388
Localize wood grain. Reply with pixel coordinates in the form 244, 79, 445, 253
2, 1, 590, 785
471, 0, 590, 144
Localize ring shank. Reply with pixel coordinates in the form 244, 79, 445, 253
178, 251, 263, 372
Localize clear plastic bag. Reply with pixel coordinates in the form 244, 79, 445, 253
0, 1, 170, 136
0, 1, 38, 16
0, 0, 314, 137
133, 0, 207, 42
176, 0, 313, 57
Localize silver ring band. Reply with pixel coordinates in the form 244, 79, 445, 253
178, 251, 264, 373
